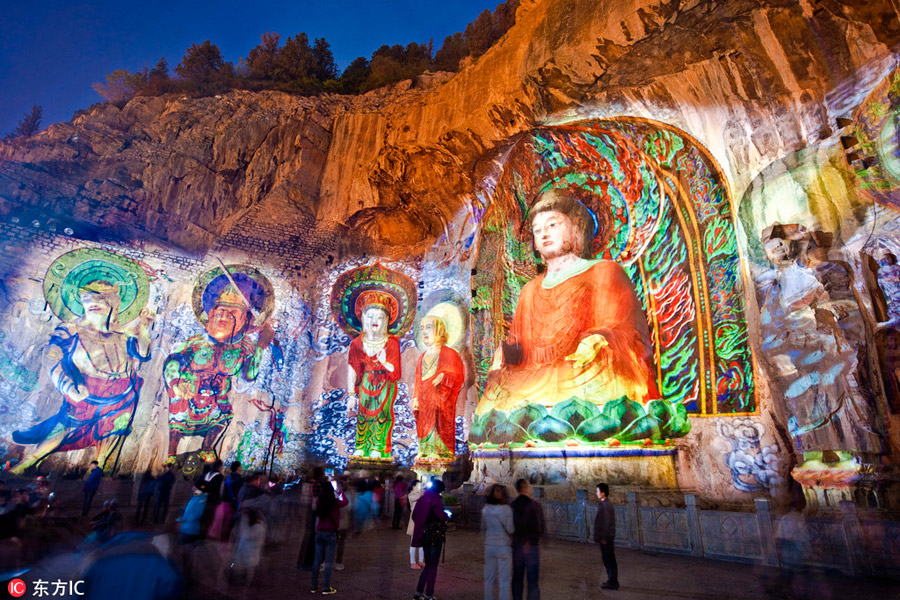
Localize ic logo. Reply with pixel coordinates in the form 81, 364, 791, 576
7, 579, 26, 598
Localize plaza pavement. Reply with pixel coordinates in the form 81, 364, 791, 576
188, 520, 899, 600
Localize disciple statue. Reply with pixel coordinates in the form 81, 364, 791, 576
757, 227, 881, 454
164, 282, 275, 460
412, 316, 464, 461
13, 281, 153, 472
477, 188, 659, 417
347, 292, 402, 459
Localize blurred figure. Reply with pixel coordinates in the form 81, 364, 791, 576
334, 475, 351, 571
87, 499, 123, 547
411, 479, 450, 600
407, 479, 424, 568
82, 532, 181, 600
229, 507, 266, 586
297, 467, 324, 570
209, 461, 242, 541
310, 474, 347, 595
392, 475, 409, 530
153, 464, 176, 524
177, 481, 207, 582
135, 469, 156, 525
483, 484, 514, 600
82, 461, 102, 516
511, 479, 544, 600
197, 459, 224, 535
353, 472, 376, 534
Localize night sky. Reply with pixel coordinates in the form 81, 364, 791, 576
0, 1, 498, 136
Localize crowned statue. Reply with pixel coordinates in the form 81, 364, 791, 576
347, 291, 403, 459
163, 265, 278, 461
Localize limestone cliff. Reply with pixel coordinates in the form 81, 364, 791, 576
0, 0, 898, 256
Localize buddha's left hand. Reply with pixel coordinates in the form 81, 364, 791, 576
432, 373, 445, 386
565, 334, 609, 369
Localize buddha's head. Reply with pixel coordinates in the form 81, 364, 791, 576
421, 315, 448, 349
529, 189, 594, 261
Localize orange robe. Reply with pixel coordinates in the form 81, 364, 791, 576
414, 345, 464, 456
478, 260, 659, 414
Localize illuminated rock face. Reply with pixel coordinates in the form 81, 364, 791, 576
1, 0, 900, 509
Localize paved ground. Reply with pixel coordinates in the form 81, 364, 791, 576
184, 519, 899, 600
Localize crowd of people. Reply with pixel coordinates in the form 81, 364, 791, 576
0, 460, 626, 599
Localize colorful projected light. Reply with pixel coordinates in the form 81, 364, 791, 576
471, 118, 756, 448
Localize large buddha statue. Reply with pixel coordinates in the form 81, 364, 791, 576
477, 189, 659, 420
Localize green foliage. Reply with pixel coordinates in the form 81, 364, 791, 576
312, 38, 338, 82
339, 57, 370, 93
175, 40, 234, 92
91, 0, 520, 103
92, 69, 148, 105
244, 32, 281, 81
465, 9, 495, 58
9, 104, 42, 138
434, 33, 467, 72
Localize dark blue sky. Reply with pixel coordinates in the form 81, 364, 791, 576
0, 1, 498, 135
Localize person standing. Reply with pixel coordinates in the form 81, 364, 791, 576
511, 479, 544, 600
310, 476, 348, 595
134, 469, 156, 525
154, 463, 176, 523
411, 479, 450, 600
82, 461, 102, 517
594, 482, 618, 590
198, 460, 224, 535
407, 479, 424, 569
392, 475, 409, 529
482, 484, 514, 600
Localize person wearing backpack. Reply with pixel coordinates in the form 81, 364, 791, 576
310, 474, 347, 595
411, 479, 450, 600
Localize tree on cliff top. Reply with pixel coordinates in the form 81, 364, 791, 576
8, 105, 43, 138
175, 41, 235, 93
244, 32, 281, 81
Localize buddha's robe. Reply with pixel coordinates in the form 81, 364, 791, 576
414, 345, 464, 457
348, 335, 402, 456
477, 259, 659, 415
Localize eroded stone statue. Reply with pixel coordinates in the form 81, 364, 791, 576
412, 316, 463, 462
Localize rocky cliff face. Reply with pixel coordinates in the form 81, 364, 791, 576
1, 0, 898, 256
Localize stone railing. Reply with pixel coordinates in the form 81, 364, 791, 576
456, 484, 900, 579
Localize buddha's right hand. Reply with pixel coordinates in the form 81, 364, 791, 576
566, 333, 609, 369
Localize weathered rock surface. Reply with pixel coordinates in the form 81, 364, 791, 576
0, 0, 898, 255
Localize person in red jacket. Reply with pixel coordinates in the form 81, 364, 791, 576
310, 475, 348, 595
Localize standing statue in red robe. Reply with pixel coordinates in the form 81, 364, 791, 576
347, 292, 402, 459
477, 188, 659, 418
413, 316, 464, 461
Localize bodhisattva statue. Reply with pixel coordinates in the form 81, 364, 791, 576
13, 282, 152, 472
412, 316, 464, 462
347, 292, 402, 459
